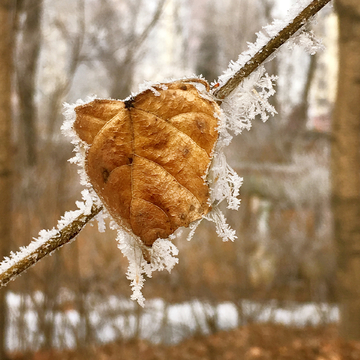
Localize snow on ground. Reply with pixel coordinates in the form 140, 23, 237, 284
5, 292, 339, 351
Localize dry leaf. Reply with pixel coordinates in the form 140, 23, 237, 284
73, 79, 220, 247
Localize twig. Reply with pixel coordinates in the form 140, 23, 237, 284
0, 204, 103, 288
0, 0, 331, 287
213, 0, 332, 100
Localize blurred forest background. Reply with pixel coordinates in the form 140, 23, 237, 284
1, 0, 360, 359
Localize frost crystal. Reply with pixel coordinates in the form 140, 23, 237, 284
205, 208, 237, 242
186, 219, 202, 242
288, 28, 325, 55
62, 98, 96, 188
220, 67, 277, 135
116, 229, 179, 306
200, 66, 276, 244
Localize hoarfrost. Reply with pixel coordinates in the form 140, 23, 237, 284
116, 229, 179, 307
201, 66, 276, 241
205, 208, 237, 242
137, 80, 168, 95
220, 67, 277, 135
62, 98, 95, 188
61, 94, 184, 305
288, 28, 325, 55
208, 152, 243, 211
186, 220, 202, 242
96, 211, 107, 233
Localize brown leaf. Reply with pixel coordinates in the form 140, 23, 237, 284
73, 80, 220, 246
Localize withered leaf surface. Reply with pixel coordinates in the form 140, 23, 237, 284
74, 81, 220, 246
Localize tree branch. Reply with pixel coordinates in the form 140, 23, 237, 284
212, 0, 332, 100
0, 204, 103, 288
0, 0, 331, 287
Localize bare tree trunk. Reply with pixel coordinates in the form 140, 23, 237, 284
333, 0, 360, 340
109, 60, 135, 100
0, 1, 13, 359
196, 3, 221, 83
15, 0, 43, 167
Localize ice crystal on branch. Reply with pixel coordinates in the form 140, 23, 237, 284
288, 28, 325, 55
220, 66, 277, 135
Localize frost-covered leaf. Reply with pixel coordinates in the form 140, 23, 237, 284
73, 79, 220, 247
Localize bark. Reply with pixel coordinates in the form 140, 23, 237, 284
0, 1, 13, 359
333, 0, 360, 340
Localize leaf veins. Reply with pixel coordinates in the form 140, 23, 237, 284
74, 81, 220, 246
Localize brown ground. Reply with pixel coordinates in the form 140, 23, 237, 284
11, 324, 360, 360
